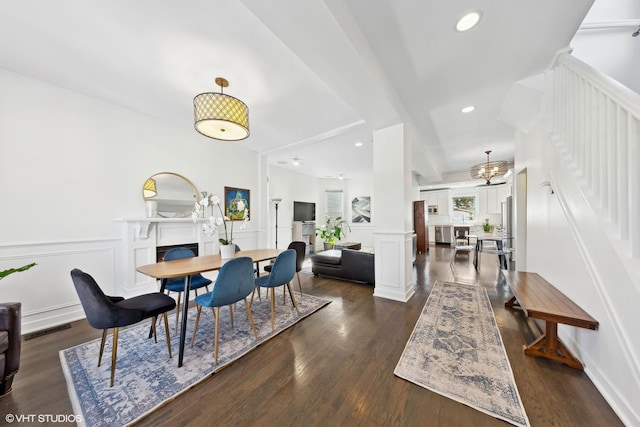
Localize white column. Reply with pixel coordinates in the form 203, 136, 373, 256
372, 123, 415, 302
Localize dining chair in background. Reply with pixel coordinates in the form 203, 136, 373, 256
450, 241, 475, 273
453, 226, 471, 246
264, 241, 306, 299
190, 257, 258, 364
163, 247, 213, 333
252, 249, 298, 331
70, 268, 176, 387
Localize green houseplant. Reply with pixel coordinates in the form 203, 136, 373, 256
316, 216, 351, 250
0, 263, 36, 280
482, 219, 494, 234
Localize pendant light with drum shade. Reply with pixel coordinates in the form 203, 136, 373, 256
470, 150, 508, 185
193, 77, 249, 141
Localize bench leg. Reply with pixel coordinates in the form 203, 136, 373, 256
505, 295, 520, 309
523, 321, 585, 370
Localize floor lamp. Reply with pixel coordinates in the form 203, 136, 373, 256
271, 198, 282, 248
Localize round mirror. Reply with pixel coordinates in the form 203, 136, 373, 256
142, 172, 198, 218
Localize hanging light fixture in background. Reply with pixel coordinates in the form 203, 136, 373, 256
470, 150, 508, 185
193, 77, 249, 141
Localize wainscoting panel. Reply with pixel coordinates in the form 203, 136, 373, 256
0, 239, 121, 334
373, 231, 415, 302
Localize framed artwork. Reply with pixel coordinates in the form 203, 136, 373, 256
224, 186, 250, 220
352, 196, 371, 223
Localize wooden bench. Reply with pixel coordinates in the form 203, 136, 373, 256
502, 270, 598, 370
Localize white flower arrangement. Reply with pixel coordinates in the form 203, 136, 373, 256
194, 193, 249, 245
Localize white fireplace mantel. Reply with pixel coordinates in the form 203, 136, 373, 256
116, 218, 217, 297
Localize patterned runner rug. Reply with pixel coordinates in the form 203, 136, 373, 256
60, 293, 330, 427
394, 281, 530, 427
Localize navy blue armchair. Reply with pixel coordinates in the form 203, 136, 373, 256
71, 269, 176, 387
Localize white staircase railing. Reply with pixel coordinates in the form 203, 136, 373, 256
551, 54, 640, 259
548, 53, 640, 425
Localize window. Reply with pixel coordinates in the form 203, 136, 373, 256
452, 196, 476, 221
325, 190, 344, 218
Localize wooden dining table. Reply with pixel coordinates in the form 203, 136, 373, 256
136, 248, 282, 367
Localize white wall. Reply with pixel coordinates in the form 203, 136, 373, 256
515, 123, 640, 426
339, 175, 374, 249
266, 167, 375, 251
0, 70, 261, 332
267, 165, 320, 249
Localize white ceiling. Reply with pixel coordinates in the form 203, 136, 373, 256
1, 1, 636, 183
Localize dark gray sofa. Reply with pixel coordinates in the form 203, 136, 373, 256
310, 249, 375, 285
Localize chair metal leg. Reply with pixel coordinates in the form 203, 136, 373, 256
151, 316, 158, 343
98, 329, 107, 367
110, 327, 119, 387
250, 286, 257, 306
163, 312, 172, 359
214, 307, 220, 365
244, 298, 258, 340
270, 288, 276, 331
296, 272, 303, 298
229, 304, 234, 328
174, 293, 181, 334
287, 282, 300, 315
449, 247, 458, 270
191, 305, 202, 348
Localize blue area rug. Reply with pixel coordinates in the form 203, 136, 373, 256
394, 281, 530, 427
60, 293, 330, 427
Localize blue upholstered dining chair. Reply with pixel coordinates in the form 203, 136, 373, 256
264, 241, 306, 299
70, 269, 176, 387
163, 247, 212, 333
253, 249, 298, 331
190, 257, 258, 364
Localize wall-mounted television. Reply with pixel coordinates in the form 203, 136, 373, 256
293, 201, 316, 222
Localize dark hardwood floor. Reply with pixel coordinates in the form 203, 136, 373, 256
0, 246, 623, 426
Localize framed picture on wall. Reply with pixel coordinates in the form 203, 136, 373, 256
224, 186, 250, 220
352, 196, 371, 223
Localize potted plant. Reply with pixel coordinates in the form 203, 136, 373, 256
482, 219, 494, 235
316, 216, 351, 250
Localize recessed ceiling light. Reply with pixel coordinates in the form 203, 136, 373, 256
461, 105, 475, 113
355, 142, 363, 147
456, 11, 481, 32
292, 157, 301, 166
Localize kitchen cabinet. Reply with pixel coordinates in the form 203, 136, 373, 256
425, 191, 437, 207
423, 190, 450, 215
436, 191, 449, 215
477, 184, 507, 215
